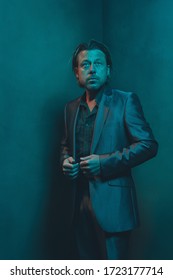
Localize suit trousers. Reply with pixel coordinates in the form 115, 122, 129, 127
73, 177, 131, 260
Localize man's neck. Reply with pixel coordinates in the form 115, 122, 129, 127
85, 85, 106, 102
85, 91, 97, 102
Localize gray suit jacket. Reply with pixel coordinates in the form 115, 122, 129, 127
60, 88, 158, 232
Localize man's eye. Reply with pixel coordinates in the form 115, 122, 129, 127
96, 62, 101, 65
81, 62, 90, 68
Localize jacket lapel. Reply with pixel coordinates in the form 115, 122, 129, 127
91, 89, 113, 153
69, 97, 81, 161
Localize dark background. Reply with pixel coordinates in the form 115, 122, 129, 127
0, 0, 172, 259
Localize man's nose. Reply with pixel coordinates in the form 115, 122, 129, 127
89, 63, 96, 73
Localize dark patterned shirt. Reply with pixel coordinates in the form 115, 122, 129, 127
75, 91, 103, 163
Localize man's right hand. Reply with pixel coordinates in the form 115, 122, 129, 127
62, 157, 79, 180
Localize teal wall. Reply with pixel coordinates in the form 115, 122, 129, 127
0, 0, 172, 259
103, 0, 173, 259
0, 0, 102, 259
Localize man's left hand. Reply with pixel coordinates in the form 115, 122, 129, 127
80, 154, 101, 177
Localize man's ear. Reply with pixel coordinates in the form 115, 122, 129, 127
107, 65, 110, 78
74, 67, 79, 79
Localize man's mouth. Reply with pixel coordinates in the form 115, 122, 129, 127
88, 77, 98, 82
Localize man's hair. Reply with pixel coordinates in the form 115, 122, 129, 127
72, 39, 112, 72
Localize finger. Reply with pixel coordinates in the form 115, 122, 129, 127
69, 170, 79, 178
80, 160, 89, 167
80, 156, 92, 161
80, 166, 89, 171
63, 163, 79, 169
63, 163, 74, 169
68, 157, 75, 164
63, 166, 79, 174
73, 163, 79, 168
63, 169, 79, 177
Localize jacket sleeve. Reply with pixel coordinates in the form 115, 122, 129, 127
59, 104, 71, 168
99, 93, 158, 179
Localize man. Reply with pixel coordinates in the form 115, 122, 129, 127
60, 39, 158, 259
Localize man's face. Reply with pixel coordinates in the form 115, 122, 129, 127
75, 49, 110, 92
